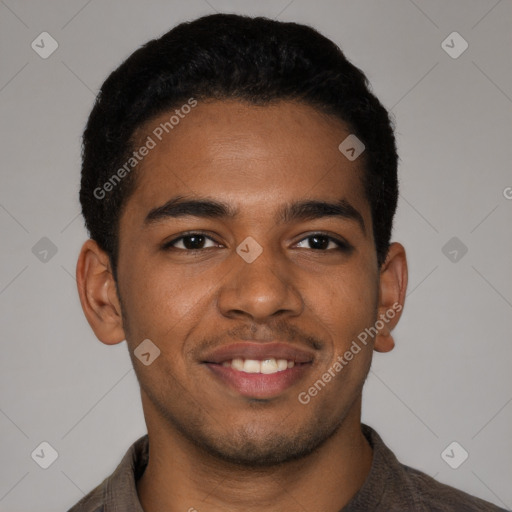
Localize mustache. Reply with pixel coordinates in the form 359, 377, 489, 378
192, 320, 325, 356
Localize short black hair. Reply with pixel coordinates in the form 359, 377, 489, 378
80, 13, 398, 279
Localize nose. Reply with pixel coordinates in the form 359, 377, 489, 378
217, 244, 304, 322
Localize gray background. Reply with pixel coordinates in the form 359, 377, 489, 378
0, 1, 511, 511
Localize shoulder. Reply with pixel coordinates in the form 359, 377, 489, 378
397, 463, 507, 511
66, 481, 105, 512
354, 425, 507, 512
65, 433, 149, 512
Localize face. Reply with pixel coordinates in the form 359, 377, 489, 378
80, 99, 405, 467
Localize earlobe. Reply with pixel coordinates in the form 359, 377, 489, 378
373, 242, 408, 353
76, 239, 126, 345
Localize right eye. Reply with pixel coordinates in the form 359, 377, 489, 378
162, 233, 222, 252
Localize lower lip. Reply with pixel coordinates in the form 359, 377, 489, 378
204, 363, 312, 399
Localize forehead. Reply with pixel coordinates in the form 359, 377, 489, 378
125, 100, 369, 220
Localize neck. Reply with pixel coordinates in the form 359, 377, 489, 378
137, 400, 373, 512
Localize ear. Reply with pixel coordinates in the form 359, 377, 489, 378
373, 242, 408, 353
76, 239, 125, 345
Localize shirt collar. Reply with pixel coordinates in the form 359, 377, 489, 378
101, 433, 149, 512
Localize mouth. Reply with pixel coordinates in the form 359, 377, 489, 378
220, 357, 297, 373
202, 342, 315, 399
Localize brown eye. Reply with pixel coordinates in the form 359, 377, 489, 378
295, 234, 351, 251
163, 233, 219, 251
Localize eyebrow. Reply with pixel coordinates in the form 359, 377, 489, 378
144, 195, 366, 234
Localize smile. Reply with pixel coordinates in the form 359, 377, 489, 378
220, 358, 295, 374
201, 341, 316, 399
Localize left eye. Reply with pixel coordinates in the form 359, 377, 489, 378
295, 234, 348, 251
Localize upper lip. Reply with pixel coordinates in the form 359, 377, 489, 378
202, 342, 315, 364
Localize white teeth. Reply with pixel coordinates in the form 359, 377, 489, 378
221, 358, 295, 373
243, 359, 261, 373
260, 358, 278, 374
232, 358, 245, 371
277, 359, 288, 371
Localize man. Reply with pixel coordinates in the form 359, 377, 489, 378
69, 13, 505, 512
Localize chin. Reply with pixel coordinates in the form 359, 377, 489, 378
189, 418, 343, 468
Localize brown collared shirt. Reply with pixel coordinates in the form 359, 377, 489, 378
67, 424, 507, 511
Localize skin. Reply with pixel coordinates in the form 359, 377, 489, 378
76, 100, 407, 512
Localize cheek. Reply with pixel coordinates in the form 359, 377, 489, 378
309, 264, 378, 352
310, 272, 377, 396
118, 255, 207, 344
328, 259, 378, 308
